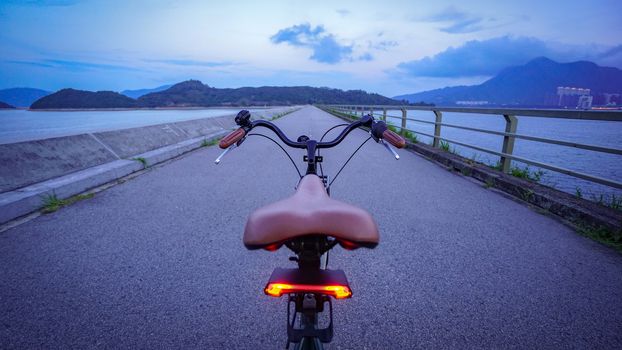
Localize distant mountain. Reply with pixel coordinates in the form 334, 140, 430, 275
0, 101, 15, 109
0, 88, 51, 107
30, 89, 138, 109
394, 57, 622, 106
138, 80, 401, 107
121, 84, 172, 99
28, 81, 404, 109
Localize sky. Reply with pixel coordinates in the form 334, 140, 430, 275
1, 0, 621, 97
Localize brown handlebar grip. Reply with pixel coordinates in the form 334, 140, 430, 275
383, 129, 406, 149
219, 128, 246, 149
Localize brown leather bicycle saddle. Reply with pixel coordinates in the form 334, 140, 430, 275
243, 175, 379, 251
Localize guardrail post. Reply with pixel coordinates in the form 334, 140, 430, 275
400, 108, 407, 136
433, 110, 443, 148
370, 107, 374, 117
382, 108, 387, 122
500, 114, 518, 173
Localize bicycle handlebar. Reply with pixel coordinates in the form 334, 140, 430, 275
219, 128, 246, 149
243, 115, 375, 149
382, 129, 406, 149
218, 110, 406, 154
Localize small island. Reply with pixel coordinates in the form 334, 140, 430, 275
30, 89, 138, 109
0, 101, 15, 109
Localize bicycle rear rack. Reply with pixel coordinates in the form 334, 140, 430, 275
265, 268, 350, 348
287, 293, 333, 346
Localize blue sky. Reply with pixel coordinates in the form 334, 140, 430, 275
1, 0, 621, 96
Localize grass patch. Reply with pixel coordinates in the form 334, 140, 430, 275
269, 108, 299, 121
592, 193, 622, 210
133, 157, 148, 168
489, 162, 544, 183
519, 188, 535, 202
572, 186, 622, 211
402, 129, 418, 143
387, 124, 399, 133
381, 124, 419, 143
41, 193, 64, 213
438, 140, 460, 156
510, 165, 544, 182
491, 162, 503, 171
270, 112, 286, 120
41, 193, 94, 214
484, 178, 495, 188
576, 225, 622, 252
201, 138, 220, 147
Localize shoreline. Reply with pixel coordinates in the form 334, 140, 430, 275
24, 106, 291, 112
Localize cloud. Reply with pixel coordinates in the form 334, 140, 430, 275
309, 36, 353, 64
422, 6, 489, 34
395, 36, 612, 78
1, 0, 80, 6
271, 23, 368, 64
336, 9, 350, 17
358, 53, 373, 61
4, 60, 55, 68
271, 23, 326, 47
6, 59, 138, 72
441, 18, 484, 34
596, 45, 622, 67
370, 40, 398, 51
149, 59, 233, 67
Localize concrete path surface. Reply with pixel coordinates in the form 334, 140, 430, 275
1, 106, 621, 349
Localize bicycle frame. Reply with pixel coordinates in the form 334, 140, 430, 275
270, 154, 346, 349
280, 187, 341, 349
216, 110, 404, 349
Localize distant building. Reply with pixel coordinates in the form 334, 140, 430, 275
603, 93, 620, 106
577, 95, 593, 109
456, 100, 489, 106
557, 86, 591, 108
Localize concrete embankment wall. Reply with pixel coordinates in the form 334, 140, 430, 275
0, 107, 297, 223
0, 114, 235, 193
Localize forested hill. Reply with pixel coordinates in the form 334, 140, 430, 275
138, 80, 401, 107
29, 81, 406, 109
30, 80, 402, 109
31, 89, 138, 109
0, 101, 15, 109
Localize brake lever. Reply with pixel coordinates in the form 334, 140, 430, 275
214, 143, 237, 164
380, 139, 400, 160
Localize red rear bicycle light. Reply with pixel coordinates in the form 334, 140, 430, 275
264, 268, 352, 299
265, 282, 352, 299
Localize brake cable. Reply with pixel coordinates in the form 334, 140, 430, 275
328, 136, 372, 187
317, 124, 349, 183
246, 133, 302, 179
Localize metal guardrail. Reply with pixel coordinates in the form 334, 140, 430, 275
321, 105, 622, 190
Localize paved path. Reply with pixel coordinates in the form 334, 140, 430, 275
1, 106, 621, 349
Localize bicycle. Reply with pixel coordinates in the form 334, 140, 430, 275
215, 109, 405, 349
